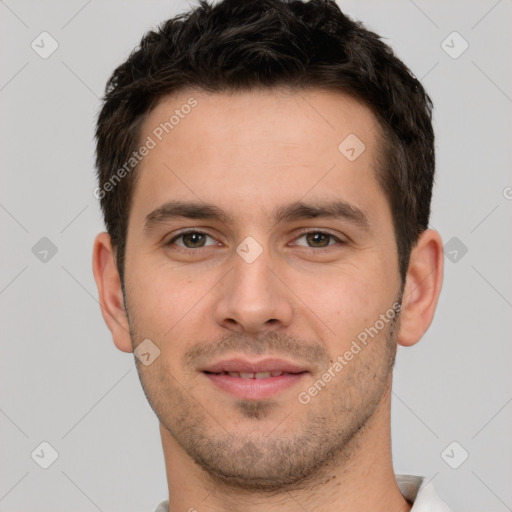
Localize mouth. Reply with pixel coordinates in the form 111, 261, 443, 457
204, 370, 301, 379
201, 358, 309, 400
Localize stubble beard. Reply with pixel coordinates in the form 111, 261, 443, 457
127, 305, 400, 493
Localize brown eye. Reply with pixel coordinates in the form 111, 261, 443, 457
294, 231, 343, 248
168, 231, 216, 249
306, 232, 330, 247
183, 232, 207, 248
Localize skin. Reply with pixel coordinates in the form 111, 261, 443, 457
93, 87, 443, 512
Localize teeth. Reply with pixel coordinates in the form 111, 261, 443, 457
219, 371, 286, 379
254, 372, 271, 379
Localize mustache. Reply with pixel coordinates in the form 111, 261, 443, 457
183, 331, 331, 369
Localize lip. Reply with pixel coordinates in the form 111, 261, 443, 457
203, 372, 307, 400
201, 357, 309, 400
201, 357, 308, 374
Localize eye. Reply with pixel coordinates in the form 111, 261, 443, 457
167, 230, 217, 249
166, 229, 345, 251
293, 231, 344, 249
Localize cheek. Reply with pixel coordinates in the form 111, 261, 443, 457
126, 257, 201, 337
310, 265, 397, 349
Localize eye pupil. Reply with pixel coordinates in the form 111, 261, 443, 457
307, 232, 329, 247
184, 232, 205, 247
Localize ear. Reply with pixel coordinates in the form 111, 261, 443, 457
92, 232, 133, 353
397, 229, 444, 347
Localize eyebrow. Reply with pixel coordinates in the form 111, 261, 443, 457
143, 199, 370, 232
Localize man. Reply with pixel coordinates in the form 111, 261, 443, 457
92, 0, 450, 510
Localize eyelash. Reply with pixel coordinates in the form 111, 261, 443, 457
166, 229, 345, 251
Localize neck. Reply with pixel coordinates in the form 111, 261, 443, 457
159, 385, 411, 512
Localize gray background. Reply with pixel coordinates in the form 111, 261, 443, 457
1, 0, 511, 511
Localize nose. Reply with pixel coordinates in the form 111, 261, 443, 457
213, 244, 294, 334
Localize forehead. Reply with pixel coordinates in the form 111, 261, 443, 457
141, 86, 380, 156
131, 87, 387, 227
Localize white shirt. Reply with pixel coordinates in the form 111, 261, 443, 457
152, 474, 452, 511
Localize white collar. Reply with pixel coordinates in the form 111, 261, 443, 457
396, 474, 453, 511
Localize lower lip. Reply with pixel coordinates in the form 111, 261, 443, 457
203, 372, 307, 400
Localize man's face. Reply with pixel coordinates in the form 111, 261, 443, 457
123, 88, 403, 490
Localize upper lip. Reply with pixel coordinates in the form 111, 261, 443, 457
201, 357, 309, 374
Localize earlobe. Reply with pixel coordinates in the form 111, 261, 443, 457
92, 232, 133, 353
397, 229, 444, 347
